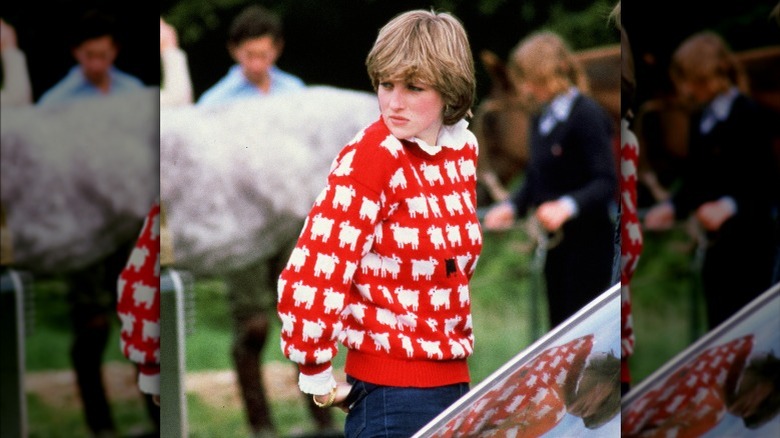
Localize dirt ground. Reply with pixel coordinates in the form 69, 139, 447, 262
24, 360, 325, 409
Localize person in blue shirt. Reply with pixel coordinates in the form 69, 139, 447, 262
32, 9, 155, 438
197, 5, 305, 106
37, 10, 144, 107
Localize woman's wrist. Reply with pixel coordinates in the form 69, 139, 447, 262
312, 386, 338, 408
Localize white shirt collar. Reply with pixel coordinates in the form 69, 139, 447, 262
700, 87, 738, 133
549, 86, 579, 121
539, 86, 579, 134
708, 86, 739, 121
412, 118, 470, 155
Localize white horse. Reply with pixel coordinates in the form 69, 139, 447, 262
1, 88, 159, 273
160, 85, 379, 433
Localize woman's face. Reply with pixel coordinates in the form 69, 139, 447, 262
674, 71, 723, 107
520, 79, 555, 106
378, 78, 445, 146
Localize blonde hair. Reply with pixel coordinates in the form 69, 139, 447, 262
366, 9, 476, 125
670, 31, 749, 94
508, 30, 590, 96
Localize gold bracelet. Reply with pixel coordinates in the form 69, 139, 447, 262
312, 386, 337, 408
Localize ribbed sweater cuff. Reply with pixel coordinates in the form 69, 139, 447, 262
138, 365, 160, 395
345, 350, 469, 387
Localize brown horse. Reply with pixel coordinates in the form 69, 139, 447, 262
472, 44, 621, 207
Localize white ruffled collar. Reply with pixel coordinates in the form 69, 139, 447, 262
410, 119, 470, 155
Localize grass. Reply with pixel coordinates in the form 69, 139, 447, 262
14, 222, 708, 436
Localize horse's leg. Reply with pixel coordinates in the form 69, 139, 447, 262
226, 262, 275, 437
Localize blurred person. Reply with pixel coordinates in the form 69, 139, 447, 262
37, 10, 144, 107
194, 5, 315, 436
483, 31, 618, 329
0, 18, 32, 106
160, 17, 192, 107
277, 9, 482, 437
643, 31, 779, 330
31, 9, 153, 437
196, 4, 304, 106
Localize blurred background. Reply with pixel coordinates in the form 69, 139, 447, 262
2, 0, 777, 437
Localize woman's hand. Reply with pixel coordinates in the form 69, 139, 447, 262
313, 381, 353, 413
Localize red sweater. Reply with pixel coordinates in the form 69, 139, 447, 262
278, 118, 483, 392
620, 120, 643, 384
117, 201, 160, 394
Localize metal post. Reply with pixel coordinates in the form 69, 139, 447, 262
160, 267, 193, 438
1, 268, 30, 438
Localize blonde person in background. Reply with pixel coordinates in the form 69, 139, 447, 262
160, 17, 192, 107
643, 31, 779, 330
0, 18, 32, 106
483, 31, 617, 330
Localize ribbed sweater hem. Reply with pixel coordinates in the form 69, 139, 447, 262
345, 349, 470, 388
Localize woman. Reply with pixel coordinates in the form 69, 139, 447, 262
276, 9, 482, 436
483, 31, 618, 329
643, 31, 778, 329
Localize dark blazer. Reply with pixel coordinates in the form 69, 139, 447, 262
511, 93, 617, 222
671, 92, 778, 327
673, 93, 777, 226
509, 92, 618, 327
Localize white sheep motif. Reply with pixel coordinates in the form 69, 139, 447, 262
428, 286, 452, 311
302, 319, 326, 342
389, 168, 407, 192
380, 135, 403, 158
380, 254, 402, 279
286, 245, 310, 272
427, 195, 443, 218
314, 252, 340, 280
338, 221, 361, 251
411, 257, 438, 281
390, 223, 419, 249
359, 197, 380, 222
420, 163, 444, 186
394, 286, 420, 311
322, 288, 345, 314
417, 339, 443, 359
405, 195, 429, 218
310, 214, 335, 242
333, 149, 356, 176
142, 319, 160, 342
132, 281, 157, 310
458, 157, 476, 179
292, 281, 317, 309
427, 226, 446, 249
446, 224, 462, 247
443, 192, 464, 216
279, 312, 296, 337
444, 160, 461, 183
332, 184, 356, 212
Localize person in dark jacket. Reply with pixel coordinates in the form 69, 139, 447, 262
484, 30, 618, 329
644, 31, 779, 329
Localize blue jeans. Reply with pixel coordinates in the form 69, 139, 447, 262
344, 376, 469, 438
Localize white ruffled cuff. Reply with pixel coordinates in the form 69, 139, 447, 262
138, 371, 160, 395
298, 367, 337, 395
